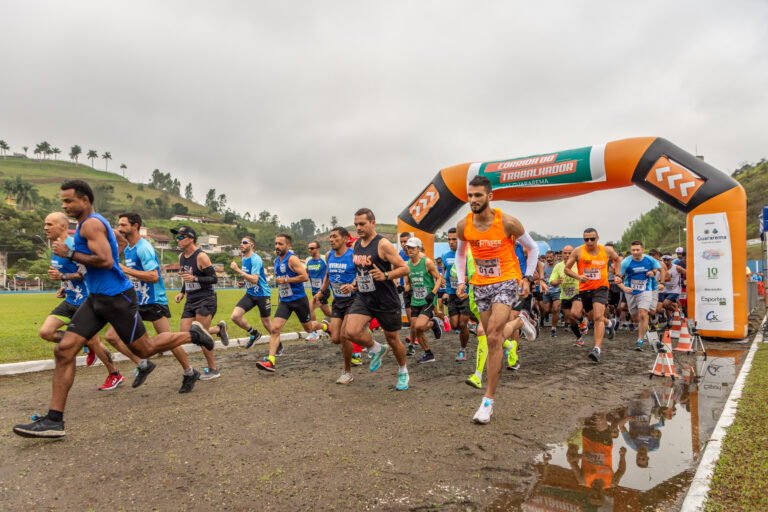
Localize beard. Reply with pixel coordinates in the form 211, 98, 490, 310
470, 199, 489, 214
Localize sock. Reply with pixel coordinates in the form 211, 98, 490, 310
474, 370, 482, 379
183, 367, 194, 376
110, 371, 119, 376
425, 349, 433, 355
398, 365, 408, 374
482, 397, 494, 406
502, 339, 511, 349
138, 359, 149, 370
371, 341, 382, 354
47, 409, 63, 422
248, 327, 256, 335
595, 346, 601, 354
570, 324, 581, 338
268, 355, 275, 364
321, 323, 328, 332
475, 335, 488, 375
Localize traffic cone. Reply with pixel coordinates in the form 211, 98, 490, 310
648, 352, 679, 378
674, 324, 693, 352
670, 310, 682, 340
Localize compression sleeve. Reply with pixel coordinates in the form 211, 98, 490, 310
518, 232, 539, 277
455, 239, 468, 285
196, 266, 218, 284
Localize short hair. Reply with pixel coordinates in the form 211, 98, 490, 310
331, 226, 350, 239
308, 241, 320, 249
276, 233, 292, 244
546, 250, 555, 256
61, 179, 94, 204
436, 257, 443, 263
468, 175, 492, 193
648, 248, 660, 256
583, 227, 598, 235
399, 231, 411, 239
631, 240, 643, 247
605, 243, 615, 248
119, 212, 142, 228
354, 208, 375, 221
448, 227, 457, 234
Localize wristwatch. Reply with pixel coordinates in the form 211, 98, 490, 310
524, 275, 535, 284
384, 271, 390, 280
66, 248, 76, 261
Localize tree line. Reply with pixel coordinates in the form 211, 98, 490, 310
0, 138, 125, 174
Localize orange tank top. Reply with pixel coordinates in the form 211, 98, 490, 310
576, 244, 609, 291
463, 209, 522, 286
581, 435, 613, 489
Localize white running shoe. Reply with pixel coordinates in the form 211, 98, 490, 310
519, 310, 538, 341
472, 397, 494, 425
305, 331, 320, 342
336, 372, 354, 385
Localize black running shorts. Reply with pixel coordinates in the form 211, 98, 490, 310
67, 287, 147, 344
410, 302, 434, 319
331, 295, 355, 319
561, 296, 582, 310
447, 294, 471, 317
236, 294, 271, 318
579, 287, 609, 313
182, 293, 218, 319
608, 289, 622, 307
512, 295, 533, 313
50, 300, 79, 322
348, 295, 402, 332
139, 303, 172, 322
275, 296, 311, 323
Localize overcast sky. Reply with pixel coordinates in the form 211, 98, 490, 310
2, 0, 767, 240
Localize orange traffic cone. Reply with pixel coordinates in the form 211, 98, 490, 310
648, 352, 679, 378
674, 324, 693, 352
670, 310, 682, 340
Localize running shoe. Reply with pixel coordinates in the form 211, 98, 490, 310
635, 339, 644, 351
573, 338, 584, 347
218, 321, 229, 346
404, 336, 412, 344
468, 323, 478, 335
628, 323, 636, 332
466, 374, 482, 389
256, 358, 276, 372
579, 317, 589, 336
396, 372, 409, 390
369, 345, 388, 372
473, 397, 493, 424
430, 317, 443, 339
199, 368, 220, 380
189, 321, 214, 350
351, 353, 363, 366
506, 340, 518, 369
406, 344, 416, 356
519, 311, 537, 341
443, 318, 451, 332
336, 372, 354, 385
417, 352, 435, 364
550, 327, 557, 338
321, 319, 332, 335
606, 322, 615, 340
178, 369, 200, 394
245, 330, 262, 349
588, 347, 601, 363
507, 362, 521, 371
306, 331, 320, 342
13, 415, 65, 438
456, 350, 467, 362
85, 347, 96, 367
131, 360, 156, 388
99, 372, 124, 391
276, 342, 284, 356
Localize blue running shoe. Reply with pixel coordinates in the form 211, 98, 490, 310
369, 345, 388, 372
396, 372, 409, 390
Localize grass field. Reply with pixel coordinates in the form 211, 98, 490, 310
0, 288, 313, 364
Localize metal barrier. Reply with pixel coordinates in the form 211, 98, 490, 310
747, 280, 759, 313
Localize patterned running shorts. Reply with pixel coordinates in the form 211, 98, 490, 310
473, 279, 519, 313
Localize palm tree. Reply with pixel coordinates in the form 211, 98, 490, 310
38, 141, 51, 159
69, 145, 82, 163
0, 140, 9, 159
52, 147, 61, 160
14, 178, 35, 209
119, 163, 127, 177
87, 150, 98, 167
22, 146, 28, 156
102, 151, 112, 171
33, 146, 42, 160
2, 178, 17, 200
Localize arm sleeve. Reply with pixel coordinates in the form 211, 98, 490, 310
517, 232, 539, 277
196, 265, 218, 284
455, 240, 468, 285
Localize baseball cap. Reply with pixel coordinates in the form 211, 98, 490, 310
405, 237, 423, 248
675, 247, 684, 254
662, 254, 673, 260
171, 225, 197, 241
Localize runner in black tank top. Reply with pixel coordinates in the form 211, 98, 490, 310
353, 234, 400, 311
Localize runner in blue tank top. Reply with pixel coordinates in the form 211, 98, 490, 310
306, 241, 331, 341
37, 211, 124, 393
14, 181, 215, 439
256, 233, 328, 373
230, 235, 274, 349
442, 227, 470, 360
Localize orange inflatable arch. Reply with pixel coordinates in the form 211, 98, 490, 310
397, 137, 747, 339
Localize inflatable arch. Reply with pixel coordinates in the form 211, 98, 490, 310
397, 137, 747, 339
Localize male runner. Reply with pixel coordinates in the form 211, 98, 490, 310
540, 250, 561, 337
434, 257, 449, 330
306, 241, 331, 341
256, 234, 327, 372
404, 237, 443, 363
659, 254, 685, 320
173, 225, 227, 380
647, 248, 664, 330
564, 228, 621, 363
39, 212, 125, 391
229, 236, 273, 349
617, 241, 664, 350
115, 213, 200, 392
398, 232, 413, 341
13, 180, 214, 438
548, 245, 586, 345
442, 227, 471, 361
343, 208, 410, 390
454, 175, 539, 424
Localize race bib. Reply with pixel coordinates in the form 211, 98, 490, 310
278, 282, 291, 298
331, 282, 351, 298
356, 273, 376, 293
475, 258, 501, 278
244, 280, 256, 290
449, 275, 458, 289
584, 268, 601, 281
413, 287, 427, 300
310, 277, 322, 289
185, 282, 201, 291
630, 279, 646, 292
563, 286, 577, 298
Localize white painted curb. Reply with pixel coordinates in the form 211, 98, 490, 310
680, 313, 767, 511
0, 331, 320, 377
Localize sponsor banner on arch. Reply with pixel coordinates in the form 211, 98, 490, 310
693, 213, 734, 331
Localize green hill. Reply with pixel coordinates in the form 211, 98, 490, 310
619, 159, 767, 256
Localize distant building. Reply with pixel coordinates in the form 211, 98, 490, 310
170, 214, 218, 224
197, 234, 221, 253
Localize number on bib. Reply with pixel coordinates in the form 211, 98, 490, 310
356, 273, 376, 293
413, 287, 427, 300
475, 258, 501, 278
449, 276, 458, 289
331, 282, 351, 298
584, 268, 601, 281
278, 283, 291, 298
630, 279, 646, 292
185, 282, 201, 291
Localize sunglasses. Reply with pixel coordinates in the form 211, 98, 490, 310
241, 240, 251, 245
176, 235, 187, 241
583, 237, 596, 242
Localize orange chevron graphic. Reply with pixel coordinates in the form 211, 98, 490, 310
409, 184, 440, 223
645, 156, 704, 204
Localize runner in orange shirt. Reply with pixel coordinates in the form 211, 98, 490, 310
564, 228, 622, 363
455, 175, 539, 424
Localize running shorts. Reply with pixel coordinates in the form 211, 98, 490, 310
139, 303, 171, 322
650, 289, 659, 311
182, 293, 218, 319
579, 287, 609, 313
447, 294, 471, 317
410, 302, 435, 319
608, 290, 622, 308
542, 287, 560, 304
67, 288, 146, 343
561, 296, 582, 310
473, 279, 519, 313
236, 294, 271, 318
275, 296, 311, 323
660, 292, 679, 303
512, 295, 533, 313
50, 300, 79, 324
331, 296, 355, 319
348, 294, 402, 332
625, 291, 652, 315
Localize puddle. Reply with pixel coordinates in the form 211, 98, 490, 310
488, 347, 749, 511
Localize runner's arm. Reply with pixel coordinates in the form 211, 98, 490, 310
517, 232, 539, 277
319, 252, 331, 291
377, 241, 409, 281
240, 259, 263, 284
426, 258, 442, 295
61, 218, 114, 269
195, 252, 218, 284
286, 255, 309, 283
563, 249, 580, 280
122, 244, 160, 283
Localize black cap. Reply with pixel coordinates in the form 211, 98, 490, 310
171, 225, 197, 241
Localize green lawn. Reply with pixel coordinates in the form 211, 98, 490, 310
0, 289, 314, 364
704, 340, 768, 512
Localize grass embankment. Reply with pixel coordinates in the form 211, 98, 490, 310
704, 339, 768, 512
0, 289, 314, 364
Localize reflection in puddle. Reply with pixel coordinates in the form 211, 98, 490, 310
488, 349, 747, 511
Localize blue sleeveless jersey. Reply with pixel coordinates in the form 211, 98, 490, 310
51, 236, 88, 306
306, 257, 327, 293
242, 253, 270, 297
327, 248, 356, 298
441, 250, 457, 294
74, 213, 132, 296
124, 237, 168, 305
274, 251, 306, 302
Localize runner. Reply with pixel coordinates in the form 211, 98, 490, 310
343, 208, 410, 389
454, 175, 539, 424
306, 241, 331, 341
38, 212, 126, 391
647, 248, 664, 331
404, 236, 443, 363
255, 234, 327, 372
605, 243, 623, 331
659, 254, 685, 320
229, 236, 273, 349
114, 213, 200, 392
563, 228, 622, 363
13, 180, 215, 438
434, 256, 449, 331
617, 241, 665, 351
442, 227, 471, 361
540, 250, 561, 337
398, 231, 413, 343
548, 245, 586, 346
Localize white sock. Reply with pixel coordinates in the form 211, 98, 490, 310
398, 365, 408, 374
595, 346, 601, 354
482, 397, 494, 406
371, 341, 382, 354
474, 370, 482, 379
